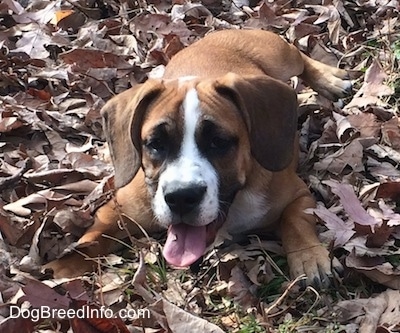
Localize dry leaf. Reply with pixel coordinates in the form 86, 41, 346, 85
162, 298, 225, 333
324, 180, 380, 229
346, 60, 394, 110
346, 253, 400, 289
310, 203, 355, 246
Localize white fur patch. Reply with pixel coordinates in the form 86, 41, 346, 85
153, 88, 219, 226
224, 189, 271, 233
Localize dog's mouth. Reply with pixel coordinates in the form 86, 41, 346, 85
162, 217, 224, 267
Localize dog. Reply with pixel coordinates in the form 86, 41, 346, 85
45, 29, 348, 287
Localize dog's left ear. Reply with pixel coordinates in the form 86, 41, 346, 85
101, 80, 164, 188
214, 73, 298, 171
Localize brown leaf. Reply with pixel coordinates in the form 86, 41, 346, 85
0, 205, 38, 247
21, 278, 70, 310
163, 35, 184, 60
60, 49, 132, 70
365, 222, 393, 248
13, 28, 67, 59
26, 88, 51, 101
0, 0, 24, 15
382, 117, 400, 150
361, 60, 393, 97
346, 253, 400, 289
369, 160, 400, 181
69, 300, 130, 333
360, 290, 400, 332
13, 2, 58, 24
324, 180, 380, 228
368, 200, 400, 227
3, 184, 83, 216
0, 317, 34, 333
56, 11, 87, 32
346, 60, 394, 110
309, 204, 355, 246
376, 182, 400, 201
0, 116, 25, 133
347, 113, 381, 138
368, 144, 400, 165
314, 139, 364, 174
306, 5, 341, 44
333, 112, 360, 143
227, 266, 258, 309
162, 298, 225, 333
50, 9, 75, 25
335, 290, 400, 331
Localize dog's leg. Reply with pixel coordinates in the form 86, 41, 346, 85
280, 179, 343, 288
43, 199, 127, 278
44, 171, 159, 278
236, 32, 352, 100
299, 54, 353, 101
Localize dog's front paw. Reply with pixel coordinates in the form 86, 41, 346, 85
287, 245, 343, 289
43, 254, 95, 279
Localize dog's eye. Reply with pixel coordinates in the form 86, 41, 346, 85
145, 138, 166, 154
209, 136, 235, 153
201, 120, 237, 155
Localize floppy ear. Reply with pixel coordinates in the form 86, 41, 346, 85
214, 73, 298, 171
101, 80, 164, 188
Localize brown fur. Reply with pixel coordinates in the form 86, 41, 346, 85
45, 30, 348, 286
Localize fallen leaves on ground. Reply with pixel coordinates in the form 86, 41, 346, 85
0, 0, 400, 332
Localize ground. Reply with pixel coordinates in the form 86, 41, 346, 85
0, 0, 400, 332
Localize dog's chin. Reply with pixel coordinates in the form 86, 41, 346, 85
162, 216, 225, 268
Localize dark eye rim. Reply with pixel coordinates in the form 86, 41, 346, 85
200, 119, 238, 154
210, 136, 234, 150
143, 121, 171, 155
208, 135, 237, 154
144, 137, 167, 154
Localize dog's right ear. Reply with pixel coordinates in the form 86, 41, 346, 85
101, 80, 164, 188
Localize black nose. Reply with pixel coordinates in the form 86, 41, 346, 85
164, 184, 207, 216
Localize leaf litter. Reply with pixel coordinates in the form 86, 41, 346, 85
0, 0, 400, 332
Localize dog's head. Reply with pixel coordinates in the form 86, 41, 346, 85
101, 73, 297, 267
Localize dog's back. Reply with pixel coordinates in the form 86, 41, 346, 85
164, 30, 304, 81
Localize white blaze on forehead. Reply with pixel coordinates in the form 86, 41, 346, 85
152, 87, 219, 226
181, 88, 201, 166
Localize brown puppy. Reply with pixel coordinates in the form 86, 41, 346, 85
46, 30, 348, 286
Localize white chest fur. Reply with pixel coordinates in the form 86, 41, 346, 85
223, 189, 272, 234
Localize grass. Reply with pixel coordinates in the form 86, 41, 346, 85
277, 315, 311, 333
257, 276, 288, 302
147, 255, 169, 285
391, 40, 400, 61
238, 315, 265, 333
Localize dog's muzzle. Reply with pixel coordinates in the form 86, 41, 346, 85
161, 181, 223, 268
164, 181, 207, 217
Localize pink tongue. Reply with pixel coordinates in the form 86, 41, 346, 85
162, 224, 207, 267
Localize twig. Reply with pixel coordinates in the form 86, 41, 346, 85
264, 275, 306, 316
